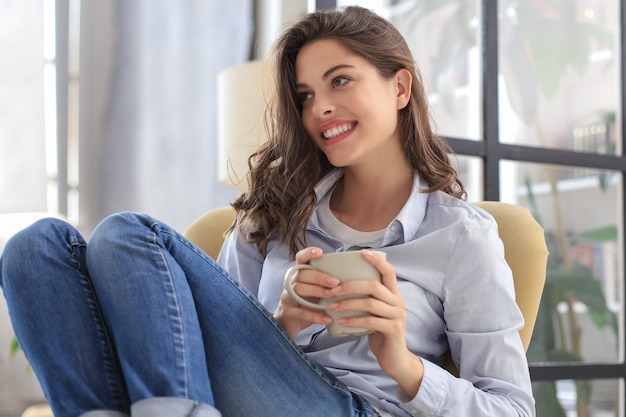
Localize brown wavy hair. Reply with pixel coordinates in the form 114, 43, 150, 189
230, 6, 465, 258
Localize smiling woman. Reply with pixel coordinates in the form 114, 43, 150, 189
2, 6, 533, 417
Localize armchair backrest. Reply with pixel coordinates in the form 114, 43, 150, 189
473, 201, 548, 350
184, 206, 237, 260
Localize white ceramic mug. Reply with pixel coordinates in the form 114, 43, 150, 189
283, 250, 386, 337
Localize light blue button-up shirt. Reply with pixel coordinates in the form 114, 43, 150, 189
217, 169, 535, 417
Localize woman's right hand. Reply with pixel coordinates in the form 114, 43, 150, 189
273, 247, 340, 339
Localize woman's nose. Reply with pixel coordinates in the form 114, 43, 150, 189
311, 94, 334, 118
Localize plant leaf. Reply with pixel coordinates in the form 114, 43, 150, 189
10, 337, 19, 356
549, 265, 613, 329
533, 381, 567, 417
577, 226, 617, 242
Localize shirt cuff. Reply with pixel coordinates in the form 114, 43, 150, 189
398, 359, 451, 416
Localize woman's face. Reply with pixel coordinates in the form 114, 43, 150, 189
295, 39, 411, 170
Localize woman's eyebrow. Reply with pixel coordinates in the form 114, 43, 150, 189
322, 64, 355, 80
296, 64, 356, 89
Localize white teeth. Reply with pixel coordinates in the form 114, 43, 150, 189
322, 123, 353, 139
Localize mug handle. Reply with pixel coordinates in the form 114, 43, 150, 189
283, 264, 326, 310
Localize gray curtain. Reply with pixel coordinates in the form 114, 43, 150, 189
79, 0, 252, 235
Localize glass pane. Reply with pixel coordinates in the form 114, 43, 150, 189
0, 2, 48, 212
498, 0, 621, 154
336, 0, 483, 140
534, 379, 622, 417
453, 154, 483, 202
500, 161, 623, 366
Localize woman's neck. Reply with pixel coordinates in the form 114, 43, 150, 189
330, 165, 414, 232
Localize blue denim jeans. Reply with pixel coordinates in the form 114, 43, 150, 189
0, 212, 382, 417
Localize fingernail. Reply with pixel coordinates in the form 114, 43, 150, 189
329, 285, 342, 295
328, 302, 339, 310
327, 276, 340, 286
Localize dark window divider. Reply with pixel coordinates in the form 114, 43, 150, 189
446, 136, 626, 171
316, 0, 336, 11
482, 0, 500, 202
530, 363, 626, 381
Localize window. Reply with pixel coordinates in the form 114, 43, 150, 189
0, 0, 80, 223
331, 1, 625, 414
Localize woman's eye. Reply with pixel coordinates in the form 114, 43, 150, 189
299, 91, 313, 102
332, 77, 349, 87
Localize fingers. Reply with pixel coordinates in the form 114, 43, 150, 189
279, 290, 332, 324
326, 250, 397, 301
327, 289, 405, 320
328, 250, 405, 336
289, 247, 341, 300
274, 298, 329, 340
288, 272, 341, 299
294, 246, 323, 264
362, 249, 399, 294
331, 296, 407, 341
275, 278, 332, 339
276, 247, 336, 338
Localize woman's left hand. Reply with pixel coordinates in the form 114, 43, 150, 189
328, 250, 424, 396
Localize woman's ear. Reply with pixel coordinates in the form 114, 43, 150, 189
395, 68, 412, 110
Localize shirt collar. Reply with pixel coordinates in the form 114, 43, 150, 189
312, 168, 428, 244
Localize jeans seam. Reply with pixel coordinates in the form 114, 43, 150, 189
75, 241, 129, 411
149, 226, 190, 398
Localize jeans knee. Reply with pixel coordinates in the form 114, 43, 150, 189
0, 217, 80, 289
87, 212, 156, 260
2, 218, 73, 260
